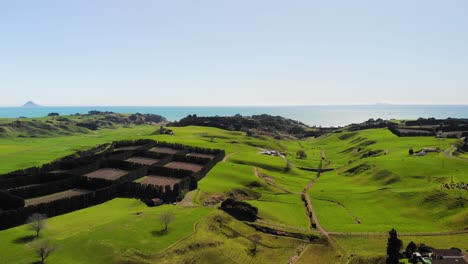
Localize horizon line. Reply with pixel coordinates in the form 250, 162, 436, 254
2, 103, 468, 107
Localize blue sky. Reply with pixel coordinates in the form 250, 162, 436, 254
0, 0, 467, 106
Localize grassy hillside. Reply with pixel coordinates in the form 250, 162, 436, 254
0, 123, 466, 263
0, 199, 213, 264
304, 129, 467, 233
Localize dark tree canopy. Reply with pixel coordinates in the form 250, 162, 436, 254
221, 198, 258, 222
296, 150, 307, 159
386, 228, 403, 264
405, 241, 417, 258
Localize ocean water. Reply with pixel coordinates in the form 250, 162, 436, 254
0, 105, 467, 127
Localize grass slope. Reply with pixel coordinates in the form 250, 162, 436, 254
0, 124, 466, 263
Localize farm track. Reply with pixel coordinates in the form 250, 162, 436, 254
444, 144, 468, 161
223, 151, 239, 162
299, 151, 349, 264
253, 167, 298, 194
288, 243, 308, 264
179, 190, 196, 207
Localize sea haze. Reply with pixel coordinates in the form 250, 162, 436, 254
0, 105, 467, 127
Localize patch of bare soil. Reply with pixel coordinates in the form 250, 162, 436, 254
149, 147, 179, 154
84, 168, 128, 180
165, 162, 203, 172
126, 157, 160, 165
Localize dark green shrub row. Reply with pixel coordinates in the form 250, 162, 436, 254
220, 198, 258, 222
192, 151, 225, 181
7, 177, 78, 199
0, 191, 95, 230
0, 190, 25, 210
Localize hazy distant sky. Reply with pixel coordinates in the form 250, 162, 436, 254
1, 0, 467, 106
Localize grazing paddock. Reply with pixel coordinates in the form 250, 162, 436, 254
165, 162, 203, 172
25, 189, 91, 206
114, 145, 144, 151
149, 147, 179, 154
138, 175, 182, 189
186, 153, 215, 159
84, 168, 128, 180
125, 157, 160, 166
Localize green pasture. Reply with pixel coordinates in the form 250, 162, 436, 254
335, 233, 468, 257
0, 199, 213, 264
0, 123, 467, 263
306, 128, 467, 233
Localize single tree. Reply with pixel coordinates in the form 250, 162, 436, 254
284, 161, 291, 172
249, 234, 262, 254
408, 148, 414, 155
386, 228, 403, 264
28, 239, 56, 264
27, 213, 47, 237
159, 211, 175, 233
296, 150, 307, 159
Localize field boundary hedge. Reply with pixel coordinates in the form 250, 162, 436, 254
0, 140, 224, 230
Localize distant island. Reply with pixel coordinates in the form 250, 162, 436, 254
22, 101, 40, 107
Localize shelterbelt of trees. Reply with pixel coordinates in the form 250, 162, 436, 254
0, 111, 166, 138
168, 114, 333, 139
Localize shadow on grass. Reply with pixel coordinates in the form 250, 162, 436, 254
151, 230, 169, 237
13, 235, 36, 244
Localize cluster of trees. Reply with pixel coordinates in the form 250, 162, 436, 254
153, 125, 174, 135
348, 118, 393, 131
169, 114, 313, 138
220, 198, 258, 222
384, 228, 462, 264
85, 111, 166, 124
440, 182, 468, 191
455, 138, 468, 152
387, 118, 468, 138
404, 117, 468, 127
296, 150, 307, 159
388, 126, 436, 137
